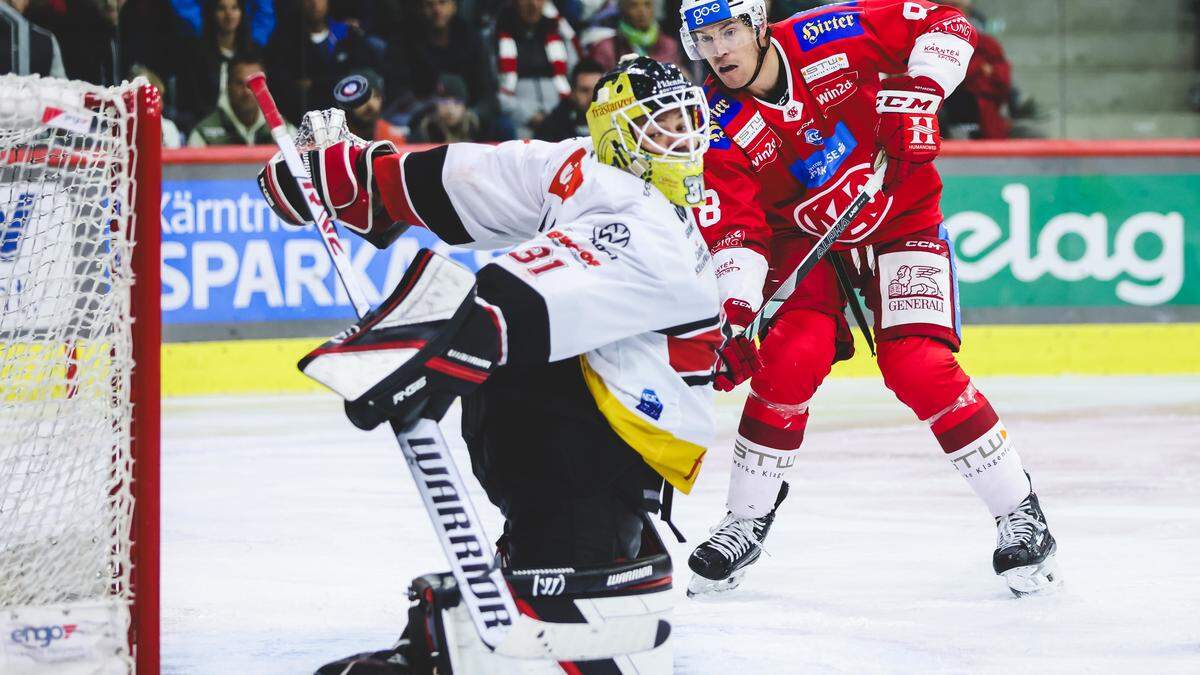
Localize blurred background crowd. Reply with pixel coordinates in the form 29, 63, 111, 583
0, 0, 1195, 148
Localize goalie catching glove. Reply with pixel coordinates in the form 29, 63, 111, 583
299, 249, 504, 430
258, 139, 410, 249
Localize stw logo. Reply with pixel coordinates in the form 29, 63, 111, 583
887, 265, 943, 300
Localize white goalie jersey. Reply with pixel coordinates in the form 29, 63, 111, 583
387, 137, 721, 491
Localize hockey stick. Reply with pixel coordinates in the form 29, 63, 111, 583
743, 150, 888, 343
245, 73, 670, 661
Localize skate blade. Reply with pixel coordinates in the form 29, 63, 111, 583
1001, 552, 1062, 597
686, 570, 746, 599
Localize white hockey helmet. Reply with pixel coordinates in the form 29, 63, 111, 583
679, 0, 769, 61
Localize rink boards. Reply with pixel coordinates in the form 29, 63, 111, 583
157, 142, 1200, 395
160, 323, 1200, 396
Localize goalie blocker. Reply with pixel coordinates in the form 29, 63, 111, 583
315, 515, 674, 675
298, 249, 504, 431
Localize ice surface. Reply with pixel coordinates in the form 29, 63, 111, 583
162, 376, 1200, 674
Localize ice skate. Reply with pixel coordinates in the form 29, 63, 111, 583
687, 483, 788, 598
994, 490, 1061, 597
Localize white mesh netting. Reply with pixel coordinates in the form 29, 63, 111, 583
0, 75, 146, 673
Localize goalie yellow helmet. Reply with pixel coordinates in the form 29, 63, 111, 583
586, 55, 710, 207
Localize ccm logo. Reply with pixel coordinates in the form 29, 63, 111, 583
392, 376, 427, 404
876, 90, 941, 114
691, 2, 723, 24
906, 240, 943, 251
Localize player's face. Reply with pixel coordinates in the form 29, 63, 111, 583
693, 18, 761, 89
634, 108, 700, 156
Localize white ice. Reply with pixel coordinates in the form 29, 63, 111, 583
162, 375, 1200, 674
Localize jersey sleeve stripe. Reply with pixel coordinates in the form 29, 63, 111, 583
656, 314, 721, 337
377, 146, 475, 246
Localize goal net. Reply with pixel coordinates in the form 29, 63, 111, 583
0, 75, 160, 674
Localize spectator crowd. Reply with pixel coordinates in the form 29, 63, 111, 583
0, 0, 1017, 148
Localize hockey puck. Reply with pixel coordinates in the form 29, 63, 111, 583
333, 74, 372, 110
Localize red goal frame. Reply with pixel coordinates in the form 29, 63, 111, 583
129, 81, 162, 675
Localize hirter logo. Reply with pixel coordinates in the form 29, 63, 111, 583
888, 265, 943, 300
795, 10, 864, 51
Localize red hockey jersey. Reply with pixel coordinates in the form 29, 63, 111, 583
697, 0, 977, 307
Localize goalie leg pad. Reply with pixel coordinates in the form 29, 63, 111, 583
299, 249, 503, 430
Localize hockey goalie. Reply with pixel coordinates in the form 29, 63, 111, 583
258, 56, 718, 674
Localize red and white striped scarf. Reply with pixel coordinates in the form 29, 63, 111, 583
497, 16, 570, 99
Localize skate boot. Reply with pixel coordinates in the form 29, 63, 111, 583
687, 482, 788, 598
993, 489, 1061, 596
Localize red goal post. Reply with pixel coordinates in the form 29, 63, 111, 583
0, 76, 160, 674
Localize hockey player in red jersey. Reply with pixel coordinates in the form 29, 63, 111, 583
679, 0, 1060, 597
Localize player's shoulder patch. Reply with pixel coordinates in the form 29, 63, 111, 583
706, 89, 743, 129
790, 3, 865, 52
708, 121, 731, 150
927, 13, 976, 43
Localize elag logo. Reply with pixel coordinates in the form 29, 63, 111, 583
11, 623, 77, 648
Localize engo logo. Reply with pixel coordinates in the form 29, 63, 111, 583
945, 183, 1184, 306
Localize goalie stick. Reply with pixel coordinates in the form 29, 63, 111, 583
743, 150, 888, 343
245, 73, 671, 662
